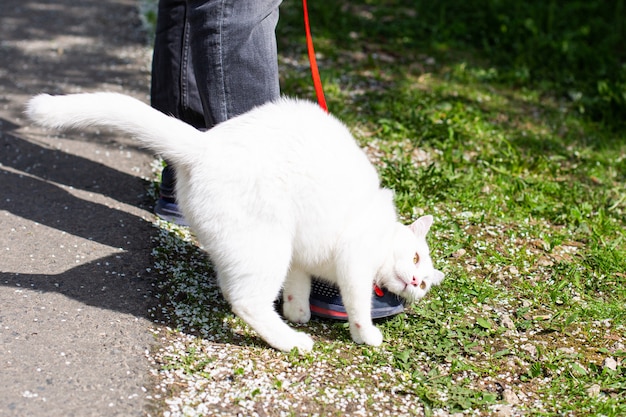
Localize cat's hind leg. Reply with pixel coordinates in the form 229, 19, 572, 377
231, 298, 314, 352
218, 237, 314, 353
282, 269, 312, 324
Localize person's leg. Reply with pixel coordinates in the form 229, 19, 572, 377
151, 0, 206, 128
151, 0, 207, 225
186, 0, 282, 126
151, 0, 281, 225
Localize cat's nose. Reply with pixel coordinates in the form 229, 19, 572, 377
412, 276, 427, 289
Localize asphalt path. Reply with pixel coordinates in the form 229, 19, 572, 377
1, 1, 160, 415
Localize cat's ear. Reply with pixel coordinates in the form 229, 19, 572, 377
432, 269, 445, 285
409, 215, 434, 236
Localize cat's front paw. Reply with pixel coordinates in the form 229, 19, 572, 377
269, 330, 314, 353
282, 296, 311, 324
290, 332, 315, 353
350, 322, 383, 347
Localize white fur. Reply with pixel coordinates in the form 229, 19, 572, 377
27, 92, 445, 352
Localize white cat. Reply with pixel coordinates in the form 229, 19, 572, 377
27, 93, 444, 352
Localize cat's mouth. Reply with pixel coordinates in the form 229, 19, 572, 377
394, 274, 426, 303
395, 274, 412, 291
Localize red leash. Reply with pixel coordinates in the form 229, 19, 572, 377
302, 0, 328, 112
302, 1, 390, 301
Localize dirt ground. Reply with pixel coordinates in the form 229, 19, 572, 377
0, 1, 160, 415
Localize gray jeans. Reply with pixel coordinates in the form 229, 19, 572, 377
150, 0, 282, 130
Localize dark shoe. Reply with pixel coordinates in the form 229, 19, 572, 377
309, 279, 404, 320
154, 165, 188, 226
154, 197, 188, 226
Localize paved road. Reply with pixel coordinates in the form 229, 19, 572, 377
1, 1, 159, 415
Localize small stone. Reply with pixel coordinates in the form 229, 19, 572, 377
452, 248, 466, 258
537, 256, 554, 267
503, 329, 518, 338
587, 384, 601, 397
603, 357, 618, 371
500, 314, 515, 330
502, 389, 520, 405
492, 404, 513, 417
557, 347, 576, 355
521, 343, 538, 358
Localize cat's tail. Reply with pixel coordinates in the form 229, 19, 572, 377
26, 92, 204, 165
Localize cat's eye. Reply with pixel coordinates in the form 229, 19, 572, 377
413, 253, 420, 264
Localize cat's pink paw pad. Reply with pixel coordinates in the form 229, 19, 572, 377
283, 298, 311, 324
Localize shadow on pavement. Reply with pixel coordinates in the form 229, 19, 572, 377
0, 122, 158, 319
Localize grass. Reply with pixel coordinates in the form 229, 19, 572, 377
143, 0, 626, 415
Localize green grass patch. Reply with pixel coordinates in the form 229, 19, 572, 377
145, 0, 626, 415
